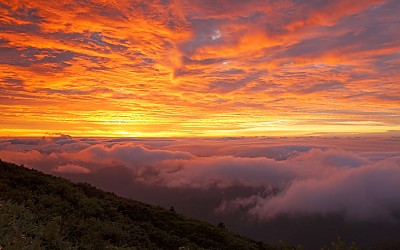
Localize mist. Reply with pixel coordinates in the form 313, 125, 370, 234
1, 135, 399, 248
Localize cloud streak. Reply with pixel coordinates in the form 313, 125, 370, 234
0, 0, 399, 136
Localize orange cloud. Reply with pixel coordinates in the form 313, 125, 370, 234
0, 0, 399, 137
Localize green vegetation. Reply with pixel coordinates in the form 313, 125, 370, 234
320, 237, 358, 250
0, 160, 359, 249
0, 160, 274, 249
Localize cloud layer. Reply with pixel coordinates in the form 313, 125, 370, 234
1, 135, 399, 224
1, 0, 400, 136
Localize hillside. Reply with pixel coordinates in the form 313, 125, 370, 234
0, 160, 276, 249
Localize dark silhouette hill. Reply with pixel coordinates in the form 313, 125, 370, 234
2, 159, 390, 250
0, 160, 276, 249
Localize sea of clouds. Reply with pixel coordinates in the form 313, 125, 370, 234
1, 135, 399, 247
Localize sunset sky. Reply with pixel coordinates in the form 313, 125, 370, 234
1, 0, 399, 137
1, 2, 400, 245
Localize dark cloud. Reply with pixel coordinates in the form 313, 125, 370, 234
37, 88, 96, 96
0, 3, 43, 33
209, 70, 266, 93
0, 46, 75, 69
296, 81, 344, 94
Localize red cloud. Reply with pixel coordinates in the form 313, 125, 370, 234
0, 0, 399, 136
53, 164, 90, 174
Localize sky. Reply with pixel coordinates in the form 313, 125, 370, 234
1, 135, 399, 247
0, 0, 400, 137
1, 2, 400, 246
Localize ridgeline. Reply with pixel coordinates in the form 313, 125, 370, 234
0, 160, 275, 249
0, 160, 364, 250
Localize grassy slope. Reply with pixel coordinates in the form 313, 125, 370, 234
0, 160, 275, 250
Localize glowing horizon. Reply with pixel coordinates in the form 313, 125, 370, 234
1, 0, 399, 137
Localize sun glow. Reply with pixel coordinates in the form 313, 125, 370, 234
0, 0, 399, 137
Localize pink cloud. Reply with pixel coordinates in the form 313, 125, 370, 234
248, 158, 400, 222
0, 150, 43, 167
53, 164, 90, 174
0, 135, 399, 223
74, 143, 194, 168
135, 155, 295, 188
